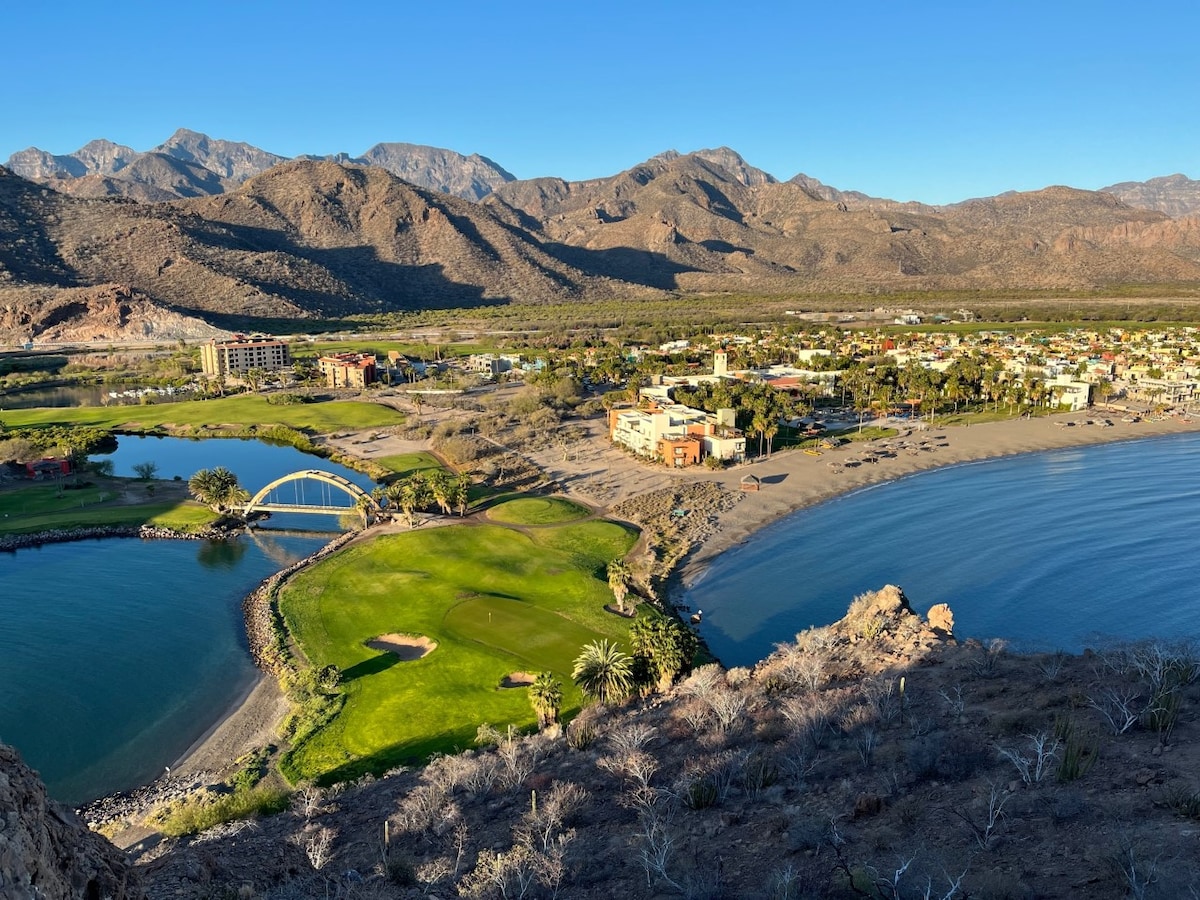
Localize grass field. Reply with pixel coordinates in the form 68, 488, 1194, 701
0, 482, 219, 535
278, 513, 638, 783
1, 395, 404, 434
484, 496, 590, 525
373, 451, 446, 479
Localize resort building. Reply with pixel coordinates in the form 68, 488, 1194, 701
609, 401, 745, 467
1126, 376, 1198, 407
319, 352, 378, 388
200, 336, 292, 377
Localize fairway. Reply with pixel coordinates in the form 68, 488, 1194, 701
373, 451, 445, 479
279, 517, 638, 783
0, 482, 219, 535
2, 395, 403, 433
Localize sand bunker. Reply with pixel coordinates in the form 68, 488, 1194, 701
365, 633, 437, 661
500, 671, 536, 688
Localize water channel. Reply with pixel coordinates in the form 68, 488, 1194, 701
0, 435, 375, 804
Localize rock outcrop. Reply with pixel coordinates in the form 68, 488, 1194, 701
0, 744, 141, 899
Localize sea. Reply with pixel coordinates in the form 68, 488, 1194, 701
685, 431, 1200, 668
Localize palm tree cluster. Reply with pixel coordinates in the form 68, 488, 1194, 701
380, 470, 472, 527
571, 616, 698, 705
629, 616, 698, 694
674, 379, 795, 458
187, 467, 250, 513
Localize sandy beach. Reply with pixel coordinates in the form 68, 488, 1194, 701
161, 408, 1200, 790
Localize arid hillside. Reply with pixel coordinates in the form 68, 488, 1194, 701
5, 149, 1200, 339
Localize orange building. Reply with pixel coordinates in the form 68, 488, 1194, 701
319, 353, 378, 388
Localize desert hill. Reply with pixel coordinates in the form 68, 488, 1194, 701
489, 150, 1200, 294
6, 148, 1200, 339
0, 160, 645, 337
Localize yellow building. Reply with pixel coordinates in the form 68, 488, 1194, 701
200, 336, 291, 376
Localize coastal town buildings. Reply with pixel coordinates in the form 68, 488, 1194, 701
200, 336, 291, 377
608, 401, 745, 467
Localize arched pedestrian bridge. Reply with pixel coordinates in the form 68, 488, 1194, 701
238, 470, 380, 523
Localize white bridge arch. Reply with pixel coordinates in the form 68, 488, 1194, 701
241, 469, 379, 522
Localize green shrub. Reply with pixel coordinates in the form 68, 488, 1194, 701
152, 785, 290, 837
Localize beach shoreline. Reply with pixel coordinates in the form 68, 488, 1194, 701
671, 410, 1200, 593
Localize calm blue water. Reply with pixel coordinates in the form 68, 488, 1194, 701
96, 435, 377, 530
0, 533, 327, 804
0, 436, 379, 803
685, 433, 1200, 667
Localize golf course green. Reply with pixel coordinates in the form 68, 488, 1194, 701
278, 497, 638, 783
1, 395, 403, 433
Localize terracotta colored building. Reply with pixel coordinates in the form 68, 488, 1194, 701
318, 353, 378, 388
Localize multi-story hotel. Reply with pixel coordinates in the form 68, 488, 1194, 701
200, 336, 292, 377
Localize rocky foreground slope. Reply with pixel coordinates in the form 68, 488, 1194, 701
8, 586, 1198, 899
0, 744, 140, 899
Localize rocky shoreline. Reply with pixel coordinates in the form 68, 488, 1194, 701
241, 528, 359, 674
0, 523, 232, 552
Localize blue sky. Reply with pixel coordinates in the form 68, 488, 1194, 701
2, 0, 1196, 204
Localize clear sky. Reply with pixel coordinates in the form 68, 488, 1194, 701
2, 0, 1197, 204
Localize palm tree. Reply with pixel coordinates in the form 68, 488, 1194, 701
750, 411, 769, 457
452, 472, 472, 517
427, 470, 452, 516
762, 419, 779, 457
606, 559, 632, 613
528, 672, 563, 729
629, 617, 698, 693
189, 467, 249, 514
572, 640, 633, 705
355, 494, 375, 525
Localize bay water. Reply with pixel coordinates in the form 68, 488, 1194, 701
686, 432, 1200, 667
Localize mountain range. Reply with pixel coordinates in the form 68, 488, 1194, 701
3, 131, 1200, 342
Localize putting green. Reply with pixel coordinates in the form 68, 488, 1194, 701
486, 496, 590, 525
443, 595, 601, 674
279, 518, 637, 783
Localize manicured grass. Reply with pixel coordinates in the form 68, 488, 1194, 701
0, 482, 219, 534
278, 517, 638, 783
1, 395, 403, 434
485, 496, 591, 525
373, 451, 445, 479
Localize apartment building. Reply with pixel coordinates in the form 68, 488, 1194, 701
609, 401, 745, 467
200, 336, 291, 376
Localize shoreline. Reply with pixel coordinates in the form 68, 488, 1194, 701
673, 410, 1200, 593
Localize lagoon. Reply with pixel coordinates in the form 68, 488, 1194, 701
0, 434, 378, 803
686, 432, 1200, 668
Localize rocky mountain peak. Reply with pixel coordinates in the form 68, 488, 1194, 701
652, 147, 777, 186
1101, 172, 1200, 218
154, 129, 288, 183
357, 142, 516, 200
